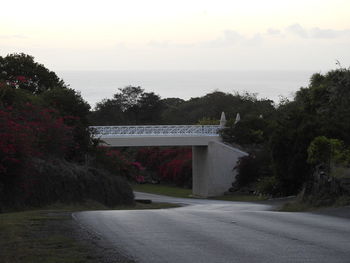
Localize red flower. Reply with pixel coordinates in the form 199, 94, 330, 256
15, 75, 27, 82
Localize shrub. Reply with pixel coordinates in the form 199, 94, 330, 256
2, 158, 134, 209
255, 176, 278, 196
234, 150, 272, 188
92, 146, 146, 183
135, 147, 192, 187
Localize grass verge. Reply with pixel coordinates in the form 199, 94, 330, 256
209, 194, 268, 202
133, 183, 192, 198
133, 183, 268, 202
0, 201, 179, 263
279, 195, 350, 212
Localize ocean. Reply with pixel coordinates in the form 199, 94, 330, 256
58, 70, 314, 108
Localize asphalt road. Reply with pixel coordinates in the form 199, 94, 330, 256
73, 192, 350, 263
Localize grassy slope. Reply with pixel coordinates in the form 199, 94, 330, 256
133, 184, 193, 198
0, 210, 91, 263
280, 195, 350, 212
0, 201, 179, 263
132, 183, 267, 201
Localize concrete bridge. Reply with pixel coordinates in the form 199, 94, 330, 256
91, 115, 247, 197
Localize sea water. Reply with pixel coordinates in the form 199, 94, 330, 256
58, 70, 314, 108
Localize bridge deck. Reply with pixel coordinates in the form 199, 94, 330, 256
90, 125, 222, 146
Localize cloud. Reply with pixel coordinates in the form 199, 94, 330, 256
266, 28, 282, 36
0, 34, 29, 39
286, 24, 308, 38
146, 30, 253, 49
147, 40, 170, 48
245, 33, 263, 46
147, 40, 194, 48
310, 27, 350, 39
199, 30, 263, 48
223, 30, 243, 43
286, 24, 350, 39
199, 30, 244, 48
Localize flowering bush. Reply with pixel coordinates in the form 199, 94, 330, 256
0, 108, 33, 179
135, 147, 192, 187
0, 102, 76, 206
0, 54, 136, 209
92, 146, 145, 183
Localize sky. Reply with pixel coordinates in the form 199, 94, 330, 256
1, 0, 350, 71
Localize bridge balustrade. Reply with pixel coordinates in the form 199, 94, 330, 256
90, 125, 222, 137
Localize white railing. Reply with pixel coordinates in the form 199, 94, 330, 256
90, 125, 221, 137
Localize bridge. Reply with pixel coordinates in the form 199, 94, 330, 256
91, 125, 222, 146
91, 114, 247, 197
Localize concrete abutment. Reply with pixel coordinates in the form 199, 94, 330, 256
192, 141, 248, 197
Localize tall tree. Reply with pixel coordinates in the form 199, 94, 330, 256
90, 86, 163, 125
0, 53, 65, 94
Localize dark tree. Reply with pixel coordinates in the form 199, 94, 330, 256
0, 53, 65, 94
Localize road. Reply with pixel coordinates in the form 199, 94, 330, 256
73, 192, 350, 263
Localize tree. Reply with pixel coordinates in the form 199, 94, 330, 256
0, 53, 65, 94
307, 136, 350, 172
40, 88, 90, 124
269, 67, 350, 194
90, 86, 163, 125
0, 53, 93, 162
40, 88, 91, 160
90, 98, 125, 125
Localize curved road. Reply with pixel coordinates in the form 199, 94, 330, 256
74, 192, 350, 263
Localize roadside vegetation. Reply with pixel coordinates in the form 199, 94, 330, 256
220, 66, 350, 208
0, 53, 135, 210
1, 53, 350, 261
133, 183, 192, 198
0, 201, 179, 263
133, 183, 268, 202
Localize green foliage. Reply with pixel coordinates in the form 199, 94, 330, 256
132, 183, 192, 198
161, 91, 275, 125
91, 90, 275, 126
255, 176, 278, 195
221, 116, 271, 145
234, 150, 272, 188
40, 88, 92, 161
27, 158, 134, 207
270, 67, 350, 194
197, 117, 219, 125
228, 68, 350, 196
307, 136, 350, 180
91, 147, 133, 179
0, 84, 37, 108
295, 68, 350, 144
307, 136, 337, 165
135, 147, 192, 187
90, 86, 163, 125
40, 88, 90, 124
0, 53, 65, 94
0, 54, 137, 209
269, 102, 318, 193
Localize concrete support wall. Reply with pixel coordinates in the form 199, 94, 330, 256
192, 141, 248, 197
100, 135, 220, 147
192, 146, 209, 197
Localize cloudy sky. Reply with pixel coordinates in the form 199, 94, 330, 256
1, 0, 349, 71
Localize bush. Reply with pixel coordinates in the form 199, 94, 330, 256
91, 146, 146, 183
135, 147, 192, 187
255, 176, 278, 196
1, 158, 134, 209
0, 104, 76, 200
234, 150, 272, 187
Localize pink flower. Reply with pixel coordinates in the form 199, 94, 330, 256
135, 175, 145, 183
